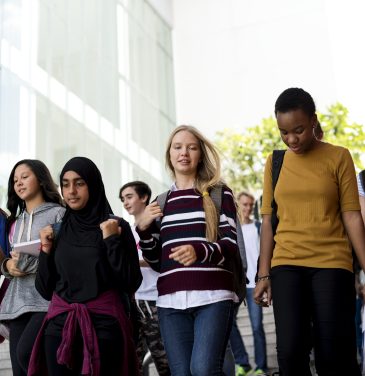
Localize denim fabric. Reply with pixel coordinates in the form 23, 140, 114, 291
223, 342, 235, 376
158, 300, 234, 376
246, 288, 268, 371
229, 302, 251, 369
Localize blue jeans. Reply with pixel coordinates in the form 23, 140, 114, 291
229, 289, 267, 371
246, 288, 267, 371
229, 302, 251, 369
158, 300, 234, 376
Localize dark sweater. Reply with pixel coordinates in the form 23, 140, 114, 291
137, 187, 239, 296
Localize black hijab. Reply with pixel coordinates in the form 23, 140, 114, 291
51, 157, 131, 303
60, 157, 112, 246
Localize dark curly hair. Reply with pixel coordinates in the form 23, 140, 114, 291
275, 88, 316, 118
7, 159, 63, 226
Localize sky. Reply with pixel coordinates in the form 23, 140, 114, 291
172, 0, 365, 140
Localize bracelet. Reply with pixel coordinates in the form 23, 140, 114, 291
257, 275, 271, 282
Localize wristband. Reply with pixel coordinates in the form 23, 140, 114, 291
257, 275, 271, 282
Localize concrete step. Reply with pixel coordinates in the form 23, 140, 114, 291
236, 303, 278, 370
0, 340, 11, 374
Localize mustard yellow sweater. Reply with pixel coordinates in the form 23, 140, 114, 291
261, 142, 360, 272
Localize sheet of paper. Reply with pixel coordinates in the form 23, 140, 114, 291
13, 239, 41, 257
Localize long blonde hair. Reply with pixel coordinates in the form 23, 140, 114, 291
165, 125, 222, 241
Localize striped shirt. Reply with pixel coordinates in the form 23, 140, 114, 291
137, 186, 239, 297
358, 173, 365, 197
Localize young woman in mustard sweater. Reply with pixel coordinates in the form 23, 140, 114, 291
254, 88, 365, 376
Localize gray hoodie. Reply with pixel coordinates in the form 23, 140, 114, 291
0, 202, 65, 321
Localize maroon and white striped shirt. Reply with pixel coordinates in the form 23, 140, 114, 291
137, 186, 239, 300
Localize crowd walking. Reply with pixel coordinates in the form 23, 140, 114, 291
0, 88, 364, 376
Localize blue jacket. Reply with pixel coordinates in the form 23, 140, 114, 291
0, 211, 8, 257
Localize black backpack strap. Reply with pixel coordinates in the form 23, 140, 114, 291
254, 220, 261, 235
272, 150, 286, 191
271, 150, 286, 234
155, 190, 169, 230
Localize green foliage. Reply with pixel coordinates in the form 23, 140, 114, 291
215, 103, 365, 194
318, 103, 365, 170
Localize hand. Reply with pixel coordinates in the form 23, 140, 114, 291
6, 251, 26, 277
136, 202, 163, 231
254, 279, 272, 307
169, 245, 197, 266
100, 219, 121, 239
39, 225, 54, 254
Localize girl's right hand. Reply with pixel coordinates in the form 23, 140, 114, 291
6, 251, 26, 277
254, 279, 272, 307
39, 225, 54, 254
136, 202, 163, 231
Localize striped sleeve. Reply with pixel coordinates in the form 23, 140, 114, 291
358, 173, 365, 197
136, 222, 162, 271
194, 187, 238, 265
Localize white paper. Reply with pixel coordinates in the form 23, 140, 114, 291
13, 239, 41, 257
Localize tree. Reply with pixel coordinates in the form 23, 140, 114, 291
215, 103, 365, 194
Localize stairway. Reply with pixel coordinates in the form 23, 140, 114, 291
0, 340, 12, 375
237, 302, 278, 372
0, 320, 276, 376
0, 305, 317, 376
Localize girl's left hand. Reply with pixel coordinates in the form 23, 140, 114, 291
169, 245, 197, 266
100, 219, 122, 239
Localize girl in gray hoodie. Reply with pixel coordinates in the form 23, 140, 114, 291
0, 159, 65, 376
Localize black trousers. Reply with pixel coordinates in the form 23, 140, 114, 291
44, 332, 123, 375
9, 312, 46, 376
271, 265, 360, 376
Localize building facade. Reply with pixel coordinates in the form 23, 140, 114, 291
0, 0, 175, 213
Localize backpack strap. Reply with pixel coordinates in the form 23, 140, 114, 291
209, 185, 223, 223
254, 220, 261, 235
155, 190, 170, 230
271, 150, 286, 234
272, 150, 286, 191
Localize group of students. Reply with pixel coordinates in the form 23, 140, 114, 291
0, 87, 364, 376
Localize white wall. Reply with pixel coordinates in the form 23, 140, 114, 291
172, 0, 365, 139
147, 0, 173, 26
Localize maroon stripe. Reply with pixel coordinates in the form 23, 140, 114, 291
157, 269, 234, 296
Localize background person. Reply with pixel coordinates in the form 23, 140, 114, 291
358, 172, 365, 224
0, 159, 64, 376
120, 181, 170, 375
254, 88, 365, 375
230, 192, 267, 376
0, 208, 8, 264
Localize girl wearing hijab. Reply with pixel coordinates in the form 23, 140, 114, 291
0, 159, 64, 376
28, 157, 142, 376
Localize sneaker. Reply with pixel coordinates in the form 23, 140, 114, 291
236, 365, 253, 376
253, 369, 267, 375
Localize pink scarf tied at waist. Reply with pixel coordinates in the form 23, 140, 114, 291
28, 290, 139, 376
